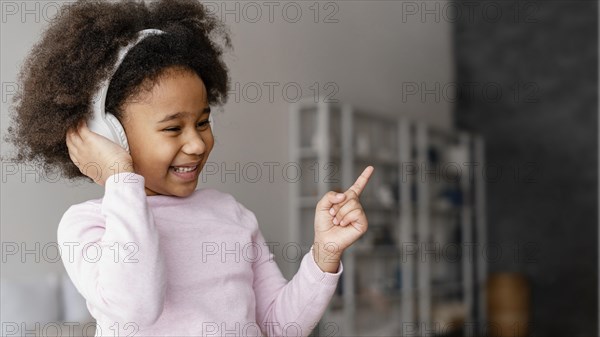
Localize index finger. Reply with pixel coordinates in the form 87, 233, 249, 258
347, 165, 374, 197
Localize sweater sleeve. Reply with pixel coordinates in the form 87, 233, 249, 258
242, 205, 343, 337
56, 172, 166, 327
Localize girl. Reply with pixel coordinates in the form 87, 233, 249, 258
4, 0, 374, 336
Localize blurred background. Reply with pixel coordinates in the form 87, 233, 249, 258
0, 0, 597, 336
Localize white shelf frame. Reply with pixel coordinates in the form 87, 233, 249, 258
288, 98, 487, 337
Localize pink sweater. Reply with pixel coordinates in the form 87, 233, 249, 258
57, 172, 343, 337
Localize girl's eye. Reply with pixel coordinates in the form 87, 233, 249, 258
198, 120, 211, 130
164, 120, 211, 132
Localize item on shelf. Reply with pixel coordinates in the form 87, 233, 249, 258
431, 217, 447, 281
393, 265, 402, 290
377, 148, 394, 161
372, 225, 395, 247
447, 144, 469, 165
331, 113, 342, 150
377, 144, 393, 159
378, 124, 397, 161
443, 145, 466, 181
450, 226, 462, 284
300, 109, 317, 148
428, 146, 439, 164
383, 275, 397, 295
391, 180, 400, 202
433, 196, 452, 212
377, 126, 394, 159
440, 185, 463, 207
356, 132, 370, 157
432, 301, 466, 333
487, 272, 530, 337
376, 184, 395, 208
362, 281, 390, 313
444, 219, 463, 281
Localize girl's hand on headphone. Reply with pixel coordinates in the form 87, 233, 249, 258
66, 119, 134, 186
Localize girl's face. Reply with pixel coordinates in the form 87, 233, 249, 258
121, 67, 214, 197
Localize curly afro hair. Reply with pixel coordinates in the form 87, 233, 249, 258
3, 0, 232, 183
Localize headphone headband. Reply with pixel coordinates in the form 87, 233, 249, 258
89, 29, 167, 153
91, 29, 167, 118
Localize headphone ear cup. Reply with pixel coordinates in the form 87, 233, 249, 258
209, 114, 215, 133
105, 113, 130, 153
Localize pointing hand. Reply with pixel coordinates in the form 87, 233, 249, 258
313, 166, 374, 263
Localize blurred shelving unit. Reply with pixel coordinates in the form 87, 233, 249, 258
288, 97, 487, 337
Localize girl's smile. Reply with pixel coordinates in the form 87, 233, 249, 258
170, 164, 200, 181
120, 66, 214, 197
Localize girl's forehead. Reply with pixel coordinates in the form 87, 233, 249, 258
124, 86, 209, 122
133, 72, 207, 104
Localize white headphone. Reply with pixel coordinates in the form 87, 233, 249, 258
88, 28, 214, 153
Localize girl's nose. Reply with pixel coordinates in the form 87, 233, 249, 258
182, 130, 207, 155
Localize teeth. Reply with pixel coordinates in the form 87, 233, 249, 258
173, 166, 197, 173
